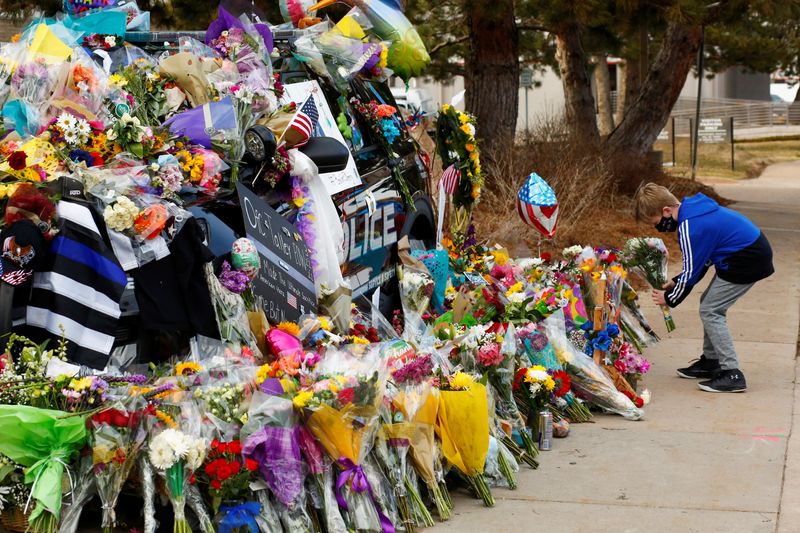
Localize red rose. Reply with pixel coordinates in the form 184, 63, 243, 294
245, 459, 258, 472
540, 252, 552, 262
634, 397, 644, 408
512, 367, 527, 391
337, 388, 355, 405
211, 479, 222, 490
227, 440, 242, 455
7, 151, 27, 170
229, 460, 241, 474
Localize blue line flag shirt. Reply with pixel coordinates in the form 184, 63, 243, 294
665, 193, 774, 307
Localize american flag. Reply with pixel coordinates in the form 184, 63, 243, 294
287, 292, 298, 309
284, 96, 319, 148
2, 269, 32, 286
440, 164, 461, 194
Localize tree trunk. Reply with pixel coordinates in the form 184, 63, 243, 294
554, 20, 600, 144
615, 59, 641, 125
593, 55, 615, 136
606, 22, 702, 158
464, 0, 518, 162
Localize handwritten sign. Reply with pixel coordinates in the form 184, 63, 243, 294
236, 183, 317, 323
282, 81, 363, 195
698, 118, 730, 144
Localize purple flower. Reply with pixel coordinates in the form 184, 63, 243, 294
393, 355, 434, 384
103, 374, 148, 384
90, 377, 109, 392
219, 260, 250, 294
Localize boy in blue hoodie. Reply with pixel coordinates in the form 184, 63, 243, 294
634, 183, 774, 393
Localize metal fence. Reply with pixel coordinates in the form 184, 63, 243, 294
611, 93, 800, 135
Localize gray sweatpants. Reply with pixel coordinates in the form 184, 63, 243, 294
699, 275, 754, 370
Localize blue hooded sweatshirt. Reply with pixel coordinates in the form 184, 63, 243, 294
665, 193, 773, 307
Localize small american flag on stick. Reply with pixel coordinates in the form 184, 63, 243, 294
287, 292, 298, 309
281, 95, 319, 148
440, 163, 461, 194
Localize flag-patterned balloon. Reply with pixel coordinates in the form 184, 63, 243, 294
517, 172, 559, 238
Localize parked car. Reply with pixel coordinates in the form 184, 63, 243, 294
107, 28, 437, 361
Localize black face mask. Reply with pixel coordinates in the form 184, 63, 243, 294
655, 216, 678, 233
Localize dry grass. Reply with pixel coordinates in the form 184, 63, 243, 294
473, 114, 725, 257
656, 137, 800, 180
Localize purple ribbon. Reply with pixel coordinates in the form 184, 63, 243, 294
335, 458, 396, 533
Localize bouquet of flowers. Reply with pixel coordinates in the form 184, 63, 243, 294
242, 392, 313, 532
435, 104, 483, 238
0, 405, 89, 533
381, 355, 438, 529
398, 238, 435, 341
623, 237, 676, 332
388, 354, 451, 520
297, 425, 348, 533
147, 406, 208, 533
484, 325, 539, 467
90, 400, 148, 533
297, 345, 392, 532
435, 372, 493, 507
197, 438, 264, 532
545, 319, 644, 421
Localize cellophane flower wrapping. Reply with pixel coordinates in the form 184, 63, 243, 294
0, 405, 89, 533
623, 237, 676, 332
436, 377, 493, 505
242, 392, 313, 532
483, 435, 519, 489
56, 455, 95, 533
299, 343, 390, 532
297, 425, 348, 533
397, 241, 435, 341
90, 399, 147, 532
544, 319, 644, 421
146, 401, 208, 533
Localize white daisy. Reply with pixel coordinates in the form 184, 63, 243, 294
57, 112, 77, 131
75, 119, 91, 135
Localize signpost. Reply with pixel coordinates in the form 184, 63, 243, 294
236, 182, 317, 324
520, 68, 534, 132
697, 117, 729, 144
694, 116, 735, 172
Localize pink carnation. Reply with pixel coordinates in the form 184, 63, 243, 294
477, 342, 504, 367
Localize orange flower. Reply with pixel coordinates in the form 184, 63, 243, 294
277, 321, 301, 337
72, 64, 98, 92
155, 410, 177, 428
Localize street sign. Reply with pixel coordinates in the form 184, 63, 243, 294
520, 68, 534, 88
236, 182, 317, 324
697, 117, 730, 144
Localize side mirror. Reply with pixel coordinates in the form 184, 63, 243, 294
244, 125, 277, 163
298, 137, 350, 173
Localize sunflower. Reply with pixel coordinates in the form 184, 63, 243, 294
175, 361, 203, 376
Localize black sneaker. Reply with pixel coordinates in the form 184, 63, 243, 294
698, 369, 747, 393
676, 355, 721, 379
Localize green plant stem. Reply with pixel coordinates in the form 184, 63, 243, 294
500, 434, 538, 469
469, 474, 494, 507
404, 475, 434, 527
496, 448, 517, 490
426, 481, 450, 521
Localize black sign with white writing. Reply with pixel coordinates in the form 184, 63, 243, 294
236, 182, 317, 323
698, 118, 730, 144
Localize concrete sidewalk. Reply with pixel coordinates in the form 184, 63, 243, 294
435, 162, 800, 532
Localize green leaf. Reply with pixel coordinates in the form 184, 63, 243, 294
129, 142, 144, 158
